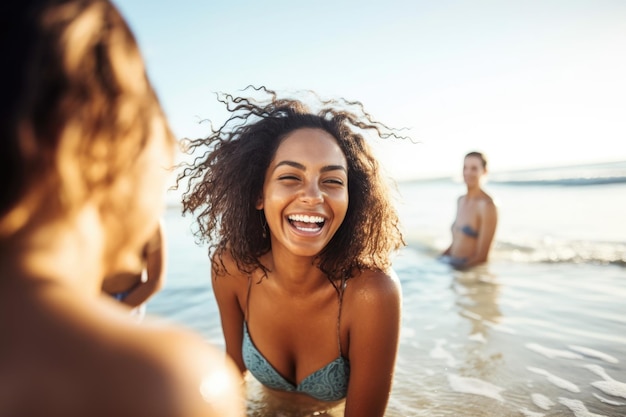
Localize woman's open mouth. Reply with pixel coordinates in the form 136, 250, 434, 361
287, 214, 325, 233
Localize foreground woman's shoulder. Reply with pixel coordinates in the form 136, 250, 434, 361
101, 319, 245, 417
18, 294, 246, 417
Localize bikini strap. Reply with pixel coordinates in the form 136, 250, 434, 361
336, 278, 347, 357
244, 275, 253, 323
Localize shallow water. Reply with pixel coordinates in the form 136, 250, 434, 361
385, 249, 625, 417
152, 165, 626, 416
149, 210, 625, 416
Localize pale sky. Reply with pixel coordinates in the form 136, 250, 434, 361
117, 0, 626, 180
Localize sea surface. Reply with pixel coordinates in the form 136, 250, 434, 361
150, 161, 626, 416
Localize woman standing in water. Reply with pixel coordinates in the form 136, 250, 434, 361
442, 151, 498, 269
0, 1, 243, 416
179, 87, 405, 416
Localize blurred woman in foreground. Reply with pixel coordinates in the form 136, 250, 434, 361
0, 1, 243, 416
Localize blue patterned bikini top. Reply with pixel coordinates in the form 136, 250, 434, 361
242, 280, 350, 402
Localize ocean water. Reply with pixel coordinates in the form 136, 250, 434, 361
150, 161, 626, 416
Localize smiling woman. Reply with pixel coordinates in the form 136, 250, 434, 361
177, 86, 407, 417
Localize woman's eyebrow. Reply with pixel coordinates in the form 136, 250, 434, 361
274, 160, 305, 171
321, 165, 347, 173
273, 160, 347, 173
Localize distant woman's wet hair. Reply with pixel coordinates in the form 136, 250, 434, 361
178, 86, 406, 282
0, 0, 173, 238
465, 151, 488, 169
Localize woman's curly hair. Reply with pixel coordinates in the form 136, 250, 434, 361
177, 86, 405, 282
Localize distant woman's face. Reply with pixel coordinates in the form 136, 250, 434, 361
256, 128, 349, 258
463, 155, 486, 187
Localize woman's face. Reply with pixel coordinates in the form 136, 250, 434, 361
463, 155, 486, 188
257, 128, 349, 258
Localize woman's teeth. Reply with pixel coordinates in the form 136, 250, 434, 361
288, 214, 324, 223
288, 214, 325, 231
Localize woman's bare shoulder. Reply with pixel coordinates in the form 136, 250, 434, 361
2, 292, 244, 417
344, 269, 402, 308
210, 249, 251, 292
342, 268, 402, 347
114, 321, 244, 417
89, 299, 244, 416
477, 190, 497, 208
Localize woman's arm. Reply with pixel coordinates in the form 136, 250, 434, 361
343, 270, 402, 417
440, 196, 463, 257
465, 199, 497, 267
210, 252, 247, 374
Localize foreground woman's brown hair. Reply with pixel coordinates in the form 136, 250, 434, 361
0, 1, 244, 416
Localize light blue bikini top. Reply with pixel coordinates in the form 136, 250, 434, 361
242, 279, 350, 402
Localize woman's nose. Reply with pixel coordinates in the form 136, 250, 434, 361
300, 181, 324, 204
